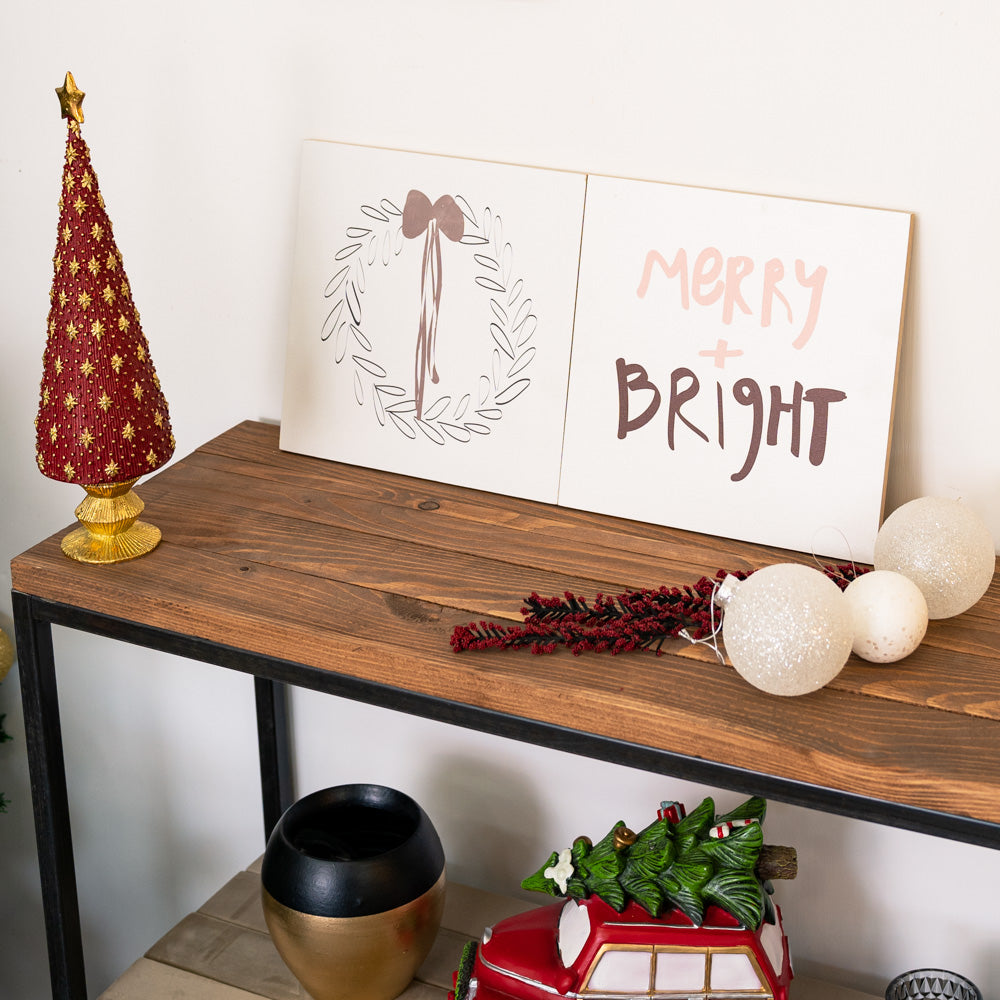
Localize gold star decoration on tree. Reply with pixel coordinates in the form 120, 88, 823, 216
56, 71, 85, 124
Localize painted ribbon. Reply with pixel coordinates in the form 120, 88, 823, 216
402, 190, 465, 419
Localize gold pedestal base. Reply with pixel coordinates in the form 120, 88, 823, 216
61, 479, 162, 564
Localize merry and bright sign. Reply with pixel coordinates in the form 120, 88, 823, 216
281, 142, 912, 561
561, 175, 912, 561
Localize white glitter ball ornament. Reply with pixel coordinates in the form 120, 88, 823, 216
717, 564, 853, 696
843, 570, 928, 663
873, 497, 995, 619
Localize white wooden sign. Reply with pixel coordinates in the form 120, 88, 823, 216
281, 143, 911, 561
560, 175, 912, 561
280, 141, 587, 503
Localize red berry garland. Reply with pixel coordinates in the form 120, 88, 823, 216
450, 564, 865, 656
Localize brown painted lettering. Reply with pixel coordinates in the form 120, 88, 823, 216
731, 378, 764, 482
616, 357, 661, 439
803, 387, 847, 464
767, 381, 804, 456
667, 368, 709, 449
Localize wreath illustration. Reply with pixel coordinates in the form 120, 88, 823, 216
321, 190, 537, 444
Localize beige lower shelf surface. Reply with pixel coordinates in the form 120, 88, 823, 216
98, 861, 877, 1000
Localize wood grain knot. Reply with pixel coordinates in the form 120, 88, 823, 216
383, 592, 443, 624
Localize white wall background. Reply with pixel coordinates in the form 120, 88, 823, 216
2, 2, 999, 998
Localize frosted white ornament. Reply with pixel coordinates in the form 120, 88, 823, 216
873, 497, 996, 619
716, 564, 853, 696
844, 570, 928, 663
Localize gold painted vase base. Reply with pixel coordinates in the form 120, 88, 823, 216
61, 479, 162, 564
61, 520, 161, 564
262, 873, 446, 1000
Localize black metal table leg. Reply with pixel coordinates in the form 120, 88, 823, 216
13, 592, 87, 1000
254, 676, 294, 839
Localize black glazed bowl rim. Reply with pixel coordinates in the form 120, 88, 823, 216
261, 783, 445, 917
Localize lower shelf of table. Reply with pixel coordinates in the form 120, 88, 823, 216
97, 860, 878, 1000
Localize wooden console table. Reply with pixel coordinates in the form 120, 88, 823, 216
12, 420, 1000, 999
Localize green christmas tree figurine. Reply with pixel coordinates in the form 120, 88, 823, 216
522, 796, 797, 930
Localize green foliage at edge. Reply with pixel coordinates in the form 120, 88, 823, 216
703, 869, 767, 930
0, 709, 9, 813
452, 940, 478, 1000
699, 819, 763, 869
521, 851, 563, 896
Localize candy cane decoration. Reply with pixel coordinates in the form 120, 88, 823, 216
709, 818, 760, 839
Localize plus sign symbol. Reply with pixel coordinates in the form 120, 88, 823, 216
698, 339, 744, 369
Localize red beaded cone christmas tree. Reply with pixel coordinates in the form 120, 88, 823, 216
36, 72, 175, 564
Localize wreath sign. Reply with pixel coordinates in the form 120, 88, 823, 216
322, 191, 537, 445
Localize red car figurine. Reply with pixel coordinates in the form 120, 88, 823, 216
451, 892, 792, 1000
450, 797, 795, 1000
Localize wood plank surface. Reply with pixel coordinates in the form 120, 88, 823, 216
99, 959, 268, 1000
99, 865, 878, 1000
13, 420, 1000, 831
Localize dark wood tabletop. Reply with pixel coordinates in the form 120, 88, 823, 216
12, 420, 1000, 837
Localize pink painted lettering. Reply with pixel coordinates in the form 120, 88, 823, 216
691, 248, 724, 307
636, 249, 689, 309
638, 248, 827, 347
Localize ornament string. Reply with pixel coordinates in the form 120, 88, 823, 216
450, 564, 867, 656
810, 526, 860, 587
678, 576, 726, 664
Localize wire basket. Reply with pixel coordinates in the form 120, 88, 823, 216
885, 970, 982, 1000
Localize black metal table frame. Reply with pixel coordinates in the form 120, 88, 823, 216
13, 589, 1000, 1000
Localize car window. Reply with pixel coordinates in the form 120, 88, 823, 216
583, 946, 773, 998
653, 949, 706, 990
649, 948, 771, 998
709, 951, 765, 991
585, 947, 652, 992
558, 900, 591, 967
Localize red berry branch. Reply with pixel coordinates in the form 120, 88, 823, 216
450, 564, 865, 657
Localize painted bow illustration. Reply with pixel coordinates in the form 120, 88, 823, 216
402, 190, 465, 420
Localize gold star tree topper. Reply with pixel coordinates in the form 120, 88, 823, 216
56, 71, 85, 124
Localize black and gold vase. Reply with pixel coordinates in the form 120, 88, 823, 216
261, 784, 446, 1000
